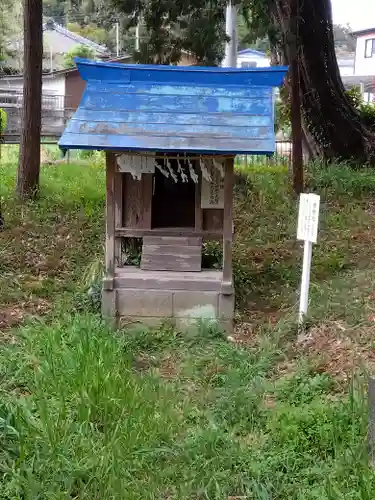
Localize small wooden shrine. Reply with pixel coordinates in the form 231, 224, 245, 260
59, 58, 287, 331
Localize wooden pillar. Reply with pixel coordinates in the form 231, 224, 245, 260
105, 152, 116, 286
195, 169, 202, 231
222, 158, 234, 284
142, 173, 153, 229
114, 170, 123, 266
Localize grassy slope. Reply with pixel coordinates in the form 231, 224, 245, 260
1, 158, 375, 498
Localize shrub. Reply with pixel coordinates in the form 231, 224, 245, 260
345, 86, 375, 130
202, 241, 222, 269
63, 45, 95, 69
275, 86, 291, 138
0, 108, 7, 134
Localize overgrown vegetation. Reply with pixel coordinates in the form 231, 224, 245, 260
2, 156, 375, 497
63, 44, 96, 68
346, 86, 375, 132
0, 108, 6, 133
275, 86, 375, 141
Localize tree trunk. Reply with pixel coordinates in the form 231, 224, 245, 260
16, 0, 43, 199
289, 0, 303, 194
269, 0, 375, 163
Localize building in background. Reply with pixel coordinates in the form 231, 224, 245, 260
339, 27, 375, 102
337, 55, 355, 76
236, 48, 270, 68
7, 20, 110, 72
352, 27, 375, 76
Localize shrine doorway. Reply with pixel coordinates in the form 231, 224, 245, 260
151, 162, 196, 228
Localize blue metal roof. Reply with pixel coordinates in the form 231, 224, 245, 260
59, 58, 288, 155
237, 48, 266, 57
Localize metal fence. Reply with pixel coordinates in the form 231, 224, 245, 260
0, 89, 74, 142
237, 140, 293, 168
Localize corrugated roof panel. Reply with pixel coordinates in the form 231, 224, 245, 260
59, 58, 288, 155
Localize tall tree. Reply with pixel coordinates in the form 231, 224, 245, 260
111, 0, 230, 65
16, 0, 43, 199
242, 0, 375, 163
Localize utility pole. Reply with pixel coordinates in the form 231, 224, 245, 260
222, 1, 237, 68
135, 22, 140, 51
116, 22, 120, 57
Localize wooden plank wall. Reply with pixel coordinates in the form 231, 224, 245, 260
203, 209, 224, 231
122, 173, 153, 229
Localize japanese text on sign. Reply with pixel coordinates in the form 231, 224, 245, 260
297, 193, 320, 244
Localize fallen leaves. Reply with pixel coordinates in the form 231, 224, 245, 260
295, 322, 375, 381
0, 298, 51, 333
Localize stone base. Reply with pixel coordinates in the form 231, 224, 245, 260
116, 315, 233, 335
102, 270, 234, 334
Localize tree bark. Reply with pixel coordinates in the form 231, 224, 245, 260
16, 0, 43, 199
289, 0, 303, 194
269, 0, 375, 164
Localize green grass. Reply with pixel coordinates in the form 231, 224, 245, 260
0, 316, 373, 499
0, 162, 105, 307
2, 160, 375, 498
233, 162, 375, 315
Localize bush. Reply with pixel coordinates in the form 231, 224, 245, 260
345, 86, 375, 130
275, 86, 291, 138
77, 149, 105, 164
63, 44, 95, 69
0, 108, 7, 134
202, 241, 222, 269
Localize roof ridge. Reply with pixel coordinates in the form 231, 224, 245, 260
238, 48, 266, 57
43, 20, 109, 54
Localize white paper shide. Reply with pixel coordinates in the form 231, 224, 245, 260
116, 153, 155, 180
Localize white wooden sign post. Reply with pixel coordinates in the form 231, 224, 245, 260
297, 193, 320, 325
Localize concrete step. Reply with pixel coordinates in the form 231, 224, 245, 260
114, 267, 224, 291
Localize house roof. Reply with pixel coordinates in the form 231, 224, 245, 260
59, 58, 287, 155
237, 48, 267, 57
0, 55, 133, 81
351, 27, 375, 37
43, 20, 109, 55
7, 20, 110, 55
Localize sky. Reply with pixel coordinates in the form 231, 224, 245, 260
331, 0, 375, 30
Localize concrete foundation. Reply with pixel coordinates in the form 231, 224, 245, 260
101, 267, 234, 333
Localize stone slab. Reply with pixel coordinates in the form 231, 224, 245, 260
102, 290, 117, 317
118, 316, 174, 330
173, 290, 219, 318
219, 293, 235, 320
117, 289, 173, 317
